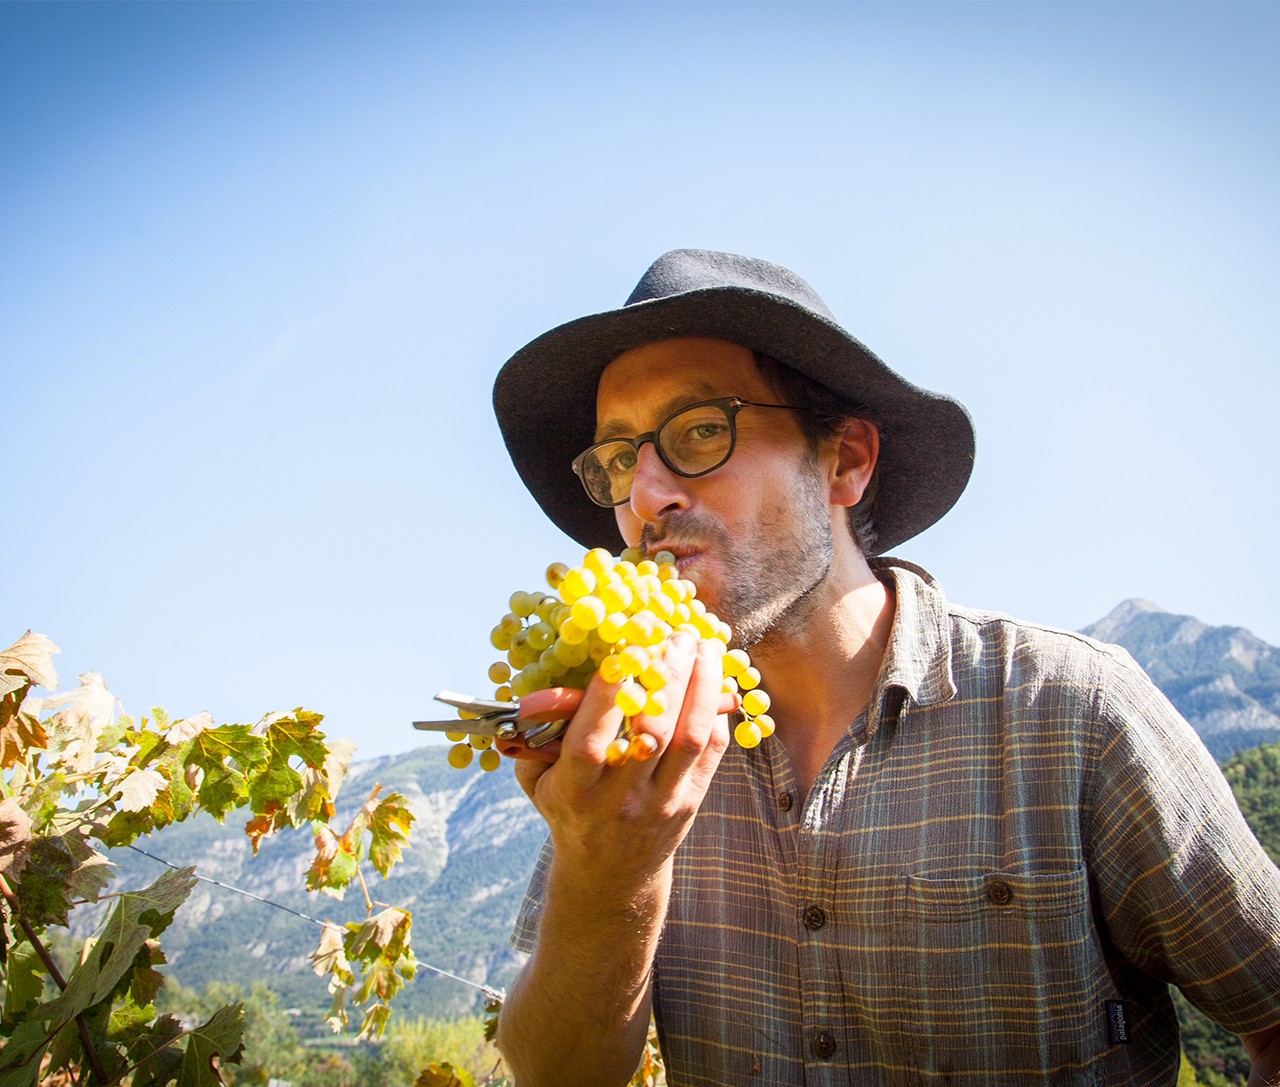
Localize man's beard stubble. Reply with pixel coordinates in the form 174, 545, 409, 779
642, 467, 834, 652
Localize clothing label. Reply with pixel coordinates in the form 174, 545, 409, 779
1106, 1000, 1131, 1044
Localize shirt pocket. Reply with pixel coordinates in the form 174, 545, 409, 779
888, 866, 1112, 1082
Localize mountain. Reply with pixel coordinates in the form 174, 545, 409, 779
83, 598, 1280, 1033
1081, 599, 1280, 759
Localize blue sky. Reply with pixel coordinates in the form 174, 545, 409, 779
4, 1, 1278, 760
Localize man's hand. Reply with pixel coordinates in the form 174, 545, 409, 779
510, 631, 731, 878
493, 631, 733, 1087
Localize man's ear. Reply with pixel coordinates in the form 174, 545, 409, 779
829, 418, 879, 509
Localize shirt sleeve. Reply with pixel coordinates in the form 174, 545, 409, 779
510, 834, 553, 955
1085, 646, 1280, 1036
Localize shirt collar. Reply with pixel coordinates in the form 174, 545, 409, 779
865, 557, 958, 738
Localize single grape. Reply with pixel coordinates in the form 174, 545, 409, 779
605, 736, 631, 766
615, 681, 647, 717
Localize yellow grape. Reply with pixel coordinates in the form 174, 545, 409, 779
453, 546, 774, 772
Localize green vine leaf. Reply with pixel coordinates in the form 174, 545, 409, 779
37, 867, 196, 1029
1, 941, 45, 1022
125, 1013, 185, 1087
177, 1002, 245, 1087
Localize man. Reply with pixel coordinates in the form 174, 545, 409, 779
488, 249, 1280, 1086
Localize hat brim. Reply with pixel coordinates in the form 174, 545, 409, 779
493, 285, 975, 555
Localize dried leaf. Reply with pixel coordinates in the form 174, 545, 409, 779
0, 712, 48, 771
64, 830, 115, 903
116, 768, 168, 813
0, 632, 59, 698
165, 711, 214, 746
0, 797, 32, 881
44, 672, 118, 774
288, 737, 356, 824
309, 922, 354, 985
348, 907, 412, 963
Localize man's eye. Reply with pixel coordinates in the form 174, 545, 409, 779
685, 421, 728, 442
606, 448, 638, 474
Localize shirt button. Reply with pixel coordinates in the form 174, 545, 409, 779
813, 1031, 837, 1059
987, 879, 1013, 906
778, 792, 794, 812
802, 905, 827, 930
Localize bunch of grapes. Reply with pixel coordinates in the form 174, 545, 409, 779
446, 546, 773, 770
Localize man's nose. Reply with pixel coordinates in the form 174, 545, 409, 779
627, 441, 690, 525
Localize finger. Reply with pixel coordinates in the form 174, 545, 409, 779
651, 637, 730, 794
511, 752, 553, 801
495, 736, 561, 764
518, 686, 585, 724
553, 672, 627, 789
618, 631, 700, 771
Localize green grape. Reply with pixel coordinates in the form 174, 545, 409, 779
450, 546, 774, 772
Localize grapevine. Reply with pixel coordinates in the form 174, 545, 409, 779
0, 630, 417, 1087
445, 546, 774, 769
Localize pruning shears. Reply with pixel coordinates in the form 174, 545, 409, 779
413, 688, 585, 750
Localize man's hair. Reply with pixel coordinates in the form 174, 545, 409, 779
753, 352, 881, 555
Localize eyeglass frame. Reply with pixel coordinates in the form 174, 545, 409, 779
570, 396, 812, 509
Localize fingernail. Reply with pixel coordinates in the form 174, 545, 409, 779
669, 631, 695, 654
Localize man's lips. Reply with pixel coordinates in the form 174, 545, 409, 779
647, 543, 702, 574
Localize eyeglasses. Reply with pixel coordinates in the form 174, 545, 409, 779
572, 396, 805, 508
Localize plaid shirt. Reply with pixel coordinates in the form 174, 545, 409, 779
512, 560, 1280, 1085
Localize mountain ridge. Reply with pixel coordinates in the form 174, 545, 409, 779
1081, 598, 1280, 758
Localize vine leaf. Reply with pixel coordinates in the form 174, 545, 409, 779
126, 1013, 185, 1087
1, 942, 45, 1021
306, 825, 359, 896
289, 737, 355, 824
310, 922, 354, 985
414, 1061, 477, 1087
0, 797, 32, 881
116, 768, 168, 813
177, 1002, 245, 1087
0, 712, 46, 773
0, 632, 59, 698
366, 790, 414, 878
38, 867, 196, 1028
164, 711, 213, 746
42, 672, 119, 774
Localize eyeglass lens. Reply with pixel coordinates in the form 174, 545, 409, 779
576, 400, 740, 507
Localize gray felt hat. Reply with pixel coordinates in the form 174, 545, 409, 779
493, 249, 975, 555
